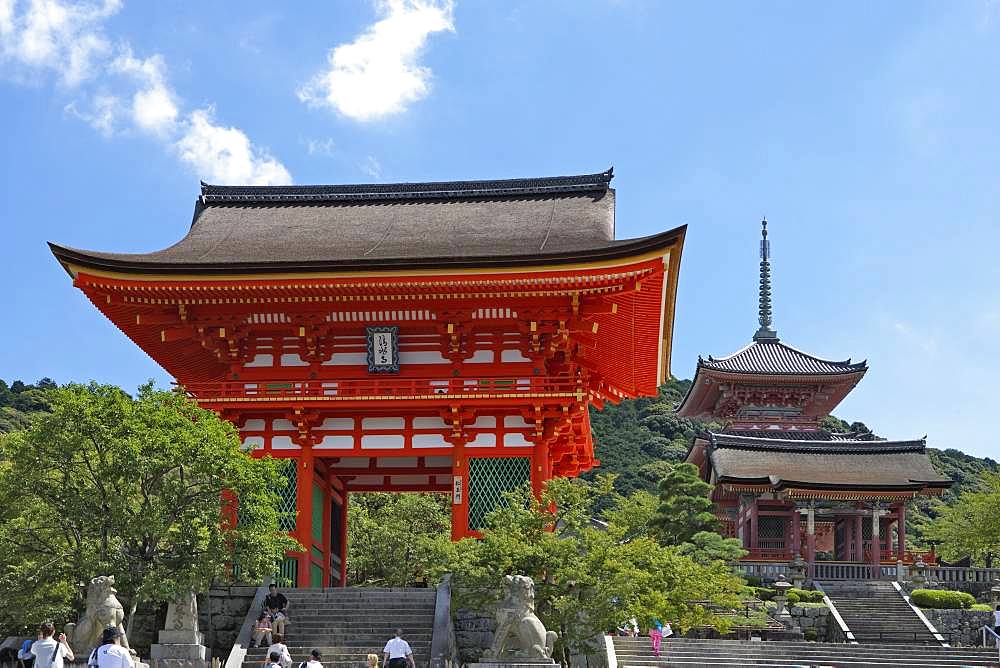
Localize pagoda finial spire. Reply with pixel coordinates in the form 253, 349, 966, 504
754, 218, 779, 342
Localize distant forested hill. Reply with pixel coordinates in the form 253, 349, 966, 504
587, 378, 999, 547
0, 378, 55, 432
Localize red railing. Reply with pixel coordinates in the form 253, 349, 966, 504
180, 376, 581, 402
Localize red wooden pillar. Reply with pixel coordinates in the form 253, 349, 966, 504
853, 513, 863, 563
791, 507, 801, 556
296, 449, 315, 588
339, 490, 349, 587
896, 503, 907, 561
531, 439, 550, 498
451, 444, 469, 540
749, 496, 759, 554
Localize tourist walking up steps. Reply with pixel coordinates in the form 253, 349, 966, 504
649, 620, 663, 658
366, 654, 379, 668
30, 622, 74, 668
265, 634, 292, 668
383, 629, 415, 668
993, 605, 1000, 635
298, 649, 323, 668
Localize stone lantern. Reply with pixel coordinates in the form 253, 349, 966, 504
789, 554, 807, 589
772, 574, 794, 627
989, 579, 1000, 605
910, 556, 928, 588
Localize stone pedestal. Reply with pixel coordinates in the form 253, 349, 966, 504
469, 662, 557, 668
149, 591, 208, 661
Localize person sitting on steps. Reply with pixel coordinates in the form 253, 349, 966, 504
251, 612, 273, 649
264, 584, 290, 636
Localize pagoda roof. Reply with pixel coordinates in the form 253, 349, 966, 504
50, 169, 686, 276
702, 432, 951, 492
698, 339, 868, 376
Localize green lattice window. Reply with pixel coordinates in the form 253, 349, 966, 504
277, 459, 297, 532
312, 482, 324, 545
468, 457, 531, 531
311, 563, 325, 588
276, 556, 298, 587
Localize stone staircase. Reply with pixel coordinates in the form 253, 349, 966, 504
612, 636, 1000, 667
821, 581, 938, 644
242, 588, 436, 668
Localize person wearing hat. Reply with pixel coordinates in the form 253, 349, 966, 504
88, 627, 132, 668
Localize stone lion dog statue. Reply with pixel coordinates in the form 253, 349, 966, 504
485, 575, 557, 662
65, 576, 131, 655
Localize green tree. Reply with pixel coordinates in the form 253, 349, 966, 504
0, 382, 299, 633
347, 492, 451, 586
650, 462, 718, 544
926, 470, 1000, 566
440, 477, 744, 663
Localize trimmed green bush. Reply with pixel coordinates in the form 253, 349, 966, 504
910, 589, 976, 609
804, 629, 818, 642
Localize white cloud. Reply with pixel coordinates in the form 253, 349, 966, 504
361, 155, 382, 179
64, 92, 119, 135
298, 0, 454, 121
0, 1, 292, 185
0, 0, 121, 86
109, 49, 177, 134
303, 136, 336, 156
177, 109, 292, 186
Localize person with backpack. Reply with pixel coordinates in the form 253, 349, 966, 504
266, 651, 283, 668
88, 627, 133, 668
299, 649, 322, 668
30, 623, 74, 668
264, 634, 292, 668
17, 631, 42, 668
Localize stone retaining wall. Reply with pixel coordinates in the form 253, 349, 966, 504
783, 605, 833, 641
921, 609, 992, 646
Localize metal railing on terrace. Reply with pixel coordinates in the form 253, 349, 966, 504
737, 559, 1000, 583
180, 376, 582, 403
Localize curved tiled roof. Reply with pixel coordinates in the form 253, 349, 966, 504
698, 340, 867, 376
708, 432, 925, 454
706, 432, 951, 489
49, 169, 687, 275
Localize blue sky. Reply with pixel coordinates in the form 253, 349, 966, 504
2, 1, 1000, 457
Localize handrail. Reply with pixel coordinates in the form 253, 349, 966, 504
813, 582, 857, 644
981, 625, 1000, 662
891, 581, 949, 647
224, 576, 272, 668
430, 575, 459, 668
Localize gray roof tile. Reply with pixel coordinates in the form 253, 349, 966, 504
699, 340, 867, 376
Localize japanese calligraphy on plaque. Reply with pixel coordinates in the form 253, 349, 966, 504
366, 325, 400, 373
453, 475, 464, 505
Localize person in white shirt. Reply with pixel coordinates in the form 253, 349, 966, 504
993, 604, 1000, 634
30, 622, 74, 668
301, 649, 323, 668
92, 627, 133, 668
264, 634, 292, 668
382, 629, 414, 668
